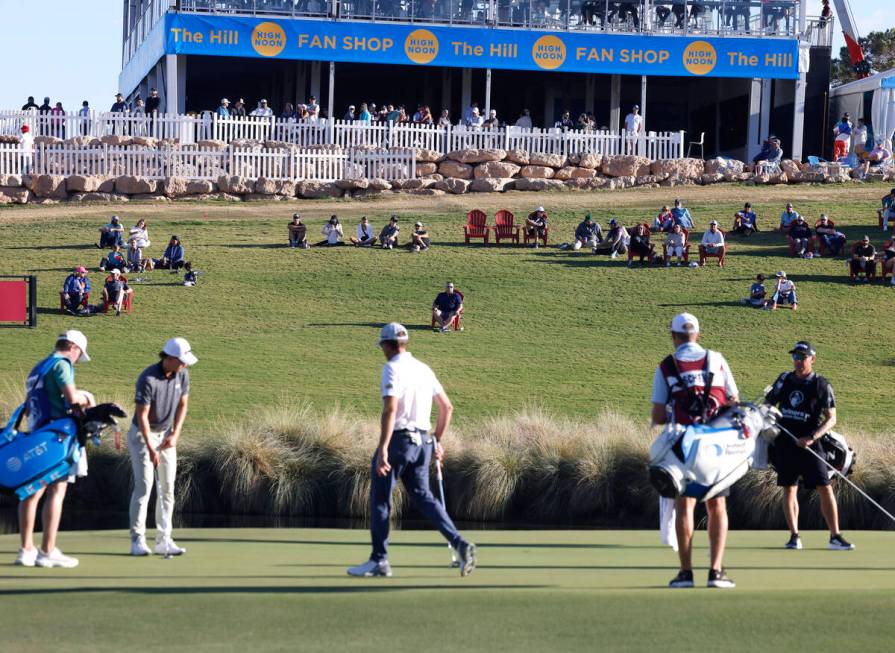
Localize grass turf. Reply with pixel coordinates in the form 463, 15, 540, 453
1, 528, 893, 652
1, 184, 893, 433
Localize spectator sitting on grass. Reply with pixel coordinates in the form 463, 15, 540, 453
664, 224, 687, 266
99, 243, 127, 273
788, 216, 813, 258
628, 224, 654, 267
99, 215, 125, 249
154, 236, 185, 271
815, 214, 846, 256
183, 262, 198, 287
770, 271, 798, 311
878, 188, 895, 232
432, 281, 462, 333
731, 202, 758, 236
849, 236, 876, 283
409, 221, 430, 252
127, 240, 151, 272
861, 140, 892, 176
379, 216, 400, 249
525, 206, 549, 247
654, 205, 674, 232
62, 266, 91, 315
315, 215, 345, 247
699, 220, 725, 265
288, 214, 308, 249
605, 219, 630, 259
880, 239, 895, 286
741, 273, 768, 308
102, 269, 129, 316
671, 199, 694, 229
350, 216, 377, 247
779, 203, 800, 232
572, 213, 603, 252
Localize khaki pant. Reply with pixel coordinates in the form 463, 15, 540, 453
128, 423, 176, 539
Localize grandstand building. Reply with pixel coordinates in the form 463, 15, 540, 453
120, 1, 833, 160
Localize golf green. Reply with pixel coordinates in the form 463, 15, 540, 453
2, 528, 893, 651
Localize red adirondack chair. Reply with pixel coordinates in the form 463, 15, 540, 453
464, 209, 489, 244
815, 219, 845, 256
430, 290, 464, 331
102, 274, 134, 313
491, 210, 520, 245
698, 228, 728, 267
522, 213, 549, 246
662, 228, 691, 264
627, 223, 655, 264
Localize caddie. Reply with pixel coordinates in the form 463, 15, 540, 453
347, 323, 476, 578
128, 338, 196, 557
651, 313, 739, 589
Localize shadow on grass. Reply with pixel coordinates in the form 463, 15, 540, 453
226, 243, 289, 249
655, 301, 750, 308
7, 244, 96, 251
305, 322, 432, 332
0, 584, 543, 597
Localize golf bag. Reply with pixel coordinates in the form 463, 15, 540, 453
819, 431, 856, 479
649, 403, 782, 501
0, 402, 127, 500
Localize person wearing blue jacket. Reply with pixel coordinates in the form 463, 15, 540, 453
671, 199, 694, 229
61, 267, 91, 314
154, 236, 185, 271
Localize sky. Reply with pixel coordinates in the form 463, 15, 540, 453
0, 0, 890, 110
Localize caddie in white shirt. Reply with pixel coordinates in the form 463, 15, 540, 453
347, 323, 477, 578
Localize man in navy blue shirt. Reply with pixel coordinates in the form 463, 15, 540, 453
432, 282, 462, 333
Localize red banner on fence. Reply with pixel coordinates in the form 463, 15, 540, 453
0, 280, 27, 322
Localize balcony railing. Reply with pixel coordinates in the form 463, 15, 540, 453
169, 1, 804, 38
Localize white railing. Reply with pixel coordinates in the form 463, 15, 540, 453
0, 144, 416, 183
0, 110, 686, 159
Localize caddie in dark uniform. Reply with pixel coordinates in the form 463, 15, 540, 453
347, 323, 476, 578
766, 341, 854, 551
651, 313, 739, 589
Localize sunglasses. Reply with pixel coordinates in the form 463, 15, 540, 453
792, 353, 810, 361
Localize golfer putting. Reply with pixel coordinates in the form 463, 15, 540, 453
348, 323, 476, 578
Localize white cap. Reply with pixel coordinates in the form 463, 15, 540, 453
709, 219, 718, 225
670, 313, 699, 334
776, 270, 786, 277
162, 337, 198, 366
378, 322, 409, 345
111, 268, 121, 275
536, 206, 545, 212
414, 221, 422, 227
58, 330, 90, 362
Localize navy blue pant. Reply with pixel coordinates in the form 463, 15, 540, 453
370, 432, 464, 562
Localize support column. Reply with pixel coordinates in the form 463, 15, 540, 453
584, 75, 595, 117
164, 54, 186, 114
792, 73, 807, 161
310, 61, 321, 103
759, 78, 772, 141
327, 61, 335, 121
461, 68, 472, 117
609, 74, 621, 132
715, 80, 722, 156
544, 83, 555, 128
294, 62, 307, 107
747, 78, 762, 161
441, 69, 452, 117
484, 68, 492, 117
640, 75, 647, 130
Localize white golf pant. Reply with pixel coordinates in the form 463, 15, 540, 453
128, 424, 176, 539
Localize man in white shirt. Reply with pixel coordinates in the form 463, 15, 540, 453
698, 220, 725, 265
348, 323, 476, 578
305, 96, 319, 119
515, 109, 533, 129
349, 216, 376, 247
624, 105, 643, 134
250, 99, 273, 117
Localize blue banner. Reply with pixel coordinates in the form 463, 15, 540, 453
165, 14, 799, 80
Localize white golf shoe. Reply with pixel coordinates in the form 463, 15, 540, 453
36, 548, 79, 568
15, 547, 38, 567
347, 559, 392, 577
155, 537, 186, 556
130, 535, 151, 556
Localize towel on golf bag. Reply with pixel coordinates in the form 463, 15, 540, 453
659, 497, 678, 551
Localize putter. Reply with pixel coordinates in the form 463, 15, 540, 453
435, 457, 460, 568
155, 466, 173, 560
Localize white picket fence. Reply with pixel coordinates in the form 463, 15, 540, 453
0, 143, 415, 182
0, 110, 686, 159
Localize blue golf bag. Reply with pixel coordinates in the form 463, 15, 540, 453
0, 402, 127, 500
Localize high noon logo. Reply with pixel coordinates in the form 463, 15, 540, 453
532, 35, 565, 70
405, 29, 439, 64
682, 41, 716, 75
252, 21, 286, 57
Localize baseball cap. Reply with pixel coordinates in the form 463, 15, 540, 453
609, 218, 617, 225
536, 206, 545, 212
709, 219, 718, 225
111, 268, 121, 276
75, 266, 87, 273
111, 215, 120, 222
414, 221, 422, 227
862, 235, 870, 242
776, 270, 786, 277
378, 322, 409, 345
789, 341, 816, 356
633, 104, 640, 110
58, 330, 90, 362
20, 125, 29, 133
670, 313, 699, 334
162, 337, 198, 366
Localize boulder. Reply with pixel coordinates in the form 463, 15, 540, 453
446, 148, 506, 164
563, 178, 591, 190
474, 161, 521, 179
131, 194, 170, 202
67, 175, 104, 193
32, 198, 59, 205
399, 178, 436, 190
276, 180, 296, 197
699, 173, 725, 185
254, 177, 278, 195
216, 175, 254, 194
578, 153, 602, 169
33, 135, 62, 146
335, 178, 370, 190
368, 178, 392, 191
100, 135, 133, 146
0, 187, 31, 204
163, 176, 188, 198
63, 136, 94, 148
610, 176, 637, 189
601, 155, 651, 178
554, 166, 596, 181
245, 193, 285, 201
528, 152, 566, 168
469, 178, 514, 192
402, 188, 446, 196
514, 178, 565, 191
68, 192, 112, 203
206, 192, 242, 202
186, 179, 216, 195
115, 175, 157, 194
421, 173, 443, 182
30, 174, 67, 199
131, 136, 157, 148
505, 149, 530, 165
197, 139, 227, 150
438, 160, 474, 179
415, 149, 443, 163
520, 165, 555, 179
0, 174, 23, 187
0, 135, 21, 144
650, 158, 704, 179
634, 175, 663, 186
704, 158, 745, 176
351, 188, 387, 200
98, 178, 117, 193
263, 140, 291, 150
780, 159, 801, 177
297, 181, 343, 199
433, 178, 469, 194
416, 162, 439, 176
